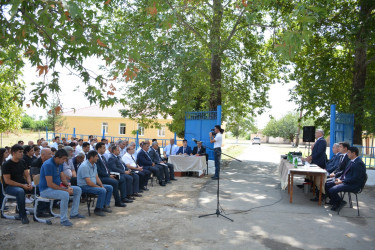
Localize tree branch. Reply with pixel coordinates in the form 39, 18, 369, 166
221, 7, 246, 52
165, 0, 209, 47
203, 0, 213, 8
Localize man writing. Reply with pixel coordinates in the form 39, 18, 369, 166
39, 149, 84, 226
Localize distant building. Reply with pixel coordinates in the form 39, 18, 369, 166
59, 104, 178, 143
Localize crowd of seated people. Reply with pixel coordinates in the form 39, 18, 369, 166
0, 136, 187, 226
301, 129, 367, 212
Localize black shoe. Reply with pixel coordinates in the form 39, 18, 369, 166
115, 202, 126, 207
171, 178, 177, 181
122, 198, 133, 203
138, 190, 144, 193
159, 181, 166, 186
21, 216, 29, 224
94, 208, 106, 216
331, 205, 338, 211
211, 177, 219, 180
297, 184, 304, 189
132, 193, 142, 197
102, 206, 112, 213
337, 200, 347, 212
167, 181, 171, 184
310, 197, 319, 202
127, 196, 136, 200
142, 187, 149, 191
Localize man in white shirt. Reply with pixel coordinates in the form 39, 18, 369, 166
209, 125, 224, 180
122, 146, 151, 191
51, 136, 60, 150
163, 139, 179, 160
75, 139, 83, 154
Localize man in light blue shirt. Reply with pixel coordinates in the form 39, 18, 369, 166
39, 149, 84, 227
163, 139, 179, 159
77, 150, 113, 216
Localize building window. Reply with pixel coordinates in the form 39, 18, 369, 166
119, 123, 126, 135
158, 126, 165, 137
137, 124, 144, 136
102, 122, 108, 134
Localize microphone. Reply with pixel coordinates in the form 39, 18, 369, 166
192, 138, 199, 144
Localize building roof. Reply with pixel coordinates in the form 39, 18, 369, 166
62, 104, 125, 118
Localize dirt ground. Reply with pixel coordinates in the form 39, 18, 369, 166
0, 176, 209, 249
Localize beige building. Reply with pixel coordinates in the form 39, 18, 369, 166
59, 104, 180, 145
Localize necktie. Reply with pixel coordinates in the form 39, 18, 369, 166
198, 147, 201, 153
341, 161, 354, 180
156, 149, 162, 161
169, 145, 172, 156
118, 156, 126, 170
183, 147, 185, 154
145, 150, 152, 161
339, 155, 344, 163
101, 155, 109, 174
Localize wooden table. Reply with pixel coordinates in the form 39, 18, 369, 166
287, 167, 327, 206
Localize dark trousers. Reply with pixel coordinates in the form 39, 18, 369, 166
121, 174, 135, 196
156, 164, 169, 181
137, 169, 151, 187
166, 163, 175, 180
327, 181, 360, 206
70, 177, 77, 186
5, 186, 34, 218
144, 166, 161, 182
129, 173, 140, 194
100, 176, 126, 203
214, 148, 222, 178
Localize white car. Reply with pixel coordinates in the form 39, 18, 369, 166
252, 137, 261, 145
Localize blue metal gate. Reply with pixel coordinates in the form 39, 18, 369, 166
330, 104, 354, 158
184, 106, 222, 160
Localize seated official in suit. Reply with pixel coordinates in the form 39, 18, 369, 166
137, 142, 165, 186
177, 139, 192, 156
192, 141, 206, 156
77, 150, 113, 217
122, 146, 150, 191
302, 129, 327, 169
108, 145, 141, 201
95, 142, 126, 207
149, 141, 176, 183
325, 143, 342, 174
325, 147, 366, 211
163, 138, 179, 160
329, 142, 350, 179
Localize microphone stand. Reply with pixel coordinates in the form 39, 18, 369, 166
193, 139, 237, 222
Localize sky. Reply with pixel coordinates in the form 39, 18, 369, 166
22, 60, 298, 130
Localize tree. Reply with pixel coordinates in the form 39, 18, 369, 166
46, 101, 66, 133
0, 51, 24, 133
289, 0, 375, 144
226, 113, 257, 143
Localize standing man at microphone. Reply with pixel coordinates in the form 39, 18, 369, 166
209, 125, 224, 180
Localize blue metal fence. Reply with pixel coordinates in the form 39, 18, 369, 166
184, 106, 222, 160
357, 146, 375, 169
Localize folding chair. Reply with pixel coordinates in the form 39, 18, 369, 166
338, 174, 368, 216
1, 175, 34, 220
81, 193, 97, 216
32, 174, 59, 225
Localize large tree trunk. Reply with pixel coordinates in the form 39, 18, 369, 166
351, 0, 371, 145
208, 0, 223, 110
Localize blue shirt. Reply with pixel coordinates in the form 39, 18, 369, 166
77, 160, 97, 186
39, 158, 64, 192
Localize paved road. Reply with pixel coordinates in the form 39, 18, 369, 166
186, 144, 375, 249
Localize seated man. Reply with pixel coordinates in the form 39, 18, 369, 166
325, 147, 366, 211
192, 141, 206, 156
77, 150, 113, 216
95, 142, 126, 207
2, 144, 34, 224
326, 143, 341, 174
149, 141, 176, 183
39, 149, 84, 227
123, 146, 151, 191
108, 146, 140, 202
72, 152, 85, 173
137, 142, 165, 186
82, 142, 91, 160
329, 142, 350, 179
163, 139, 179, 160
176, 139, 192, 156
62, 146, 77, 186
30, 148, 52, 179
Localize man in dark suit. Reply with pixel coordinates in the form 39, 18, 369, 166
149, 141, 176, 183
95, 142, 126, 207
330, 142, 350, 178
325, 143, 341, 174
192, 141, 206, 156
107, 145, 138, 202
177, 139, 192, 155
137, 142, 165, 186
304, 129, 327, 169
326, 147, 366, 211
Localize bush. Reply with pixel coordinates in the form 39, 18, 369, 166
245, 134, 251, 140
